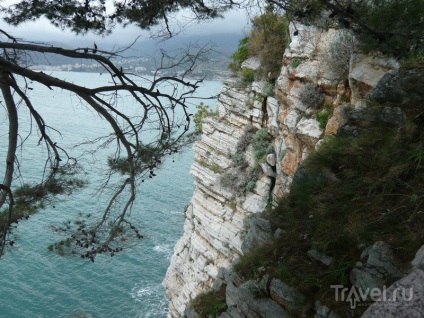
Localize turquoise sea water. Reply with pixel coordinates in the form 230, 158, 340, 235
0, 72, 221, 318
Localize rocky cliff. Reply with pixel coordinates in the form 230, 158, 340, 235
163, 22, 424, 317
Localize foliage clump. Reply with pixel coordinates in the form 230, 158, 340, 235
354, 0, 424, 58
220, 126, 273, 195
233, 110, 424, 316
252, 128, 273, 160
236, 123, 256, 153
0, 165, 86, 254
316, 104, 332, 130
240, 68, 256, 86
322, 30, 357, 78
285, 0, 424, 59
229, 37, 250, 72
299, 83, 323, 109
193, 102, 217, 135
108, 132, 193, 184
191, 286, 228, 317
228, 6, 289, 83
248, 7, 290, 81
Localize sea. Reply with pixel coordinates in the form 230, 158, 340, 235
0, 71, 222, 318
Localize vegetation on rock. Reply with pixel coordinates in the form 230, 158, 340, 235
193, 102, 217, 135
234, 99, 424, 316
228, 6, 289, 83
220, 125, 272, 196
191, 286, 228, 317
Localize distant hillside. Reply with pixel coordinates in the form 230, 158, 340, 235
28, 33, 243, 68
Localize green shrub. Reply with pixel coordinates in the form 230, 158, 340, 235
291, 58, 302, 68
356, 0, 424, 57
198, 159, 223, 174
246, 180, 257, 192
235, 112, 424, 315
240, 68, 255, 85
248, 8, 289, 81
229, 36, 249, 72
191, 287, 227, 317
221, 126, 273, 195
261, 81, 275, 97
289, 0, 424, 58
193, 102, 216, 135
236, 124, 256, 152
220, 170, 243, 190
316, 104, 332, 130
252, 128, 272, 160
231, 151, 248, 169
228, 7, 289, 82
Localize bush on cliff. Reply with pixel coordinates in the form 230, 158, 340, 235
248, 7, 289, 81
190, 286, 227, 317
193, 102, 217, 135
228, 6, 289, 82
229, 36, 249, 72
280, 0, 424, 59
234, 104, 424, 316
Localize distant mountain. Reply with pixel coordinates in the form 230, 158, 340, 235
28, 33, 243, 67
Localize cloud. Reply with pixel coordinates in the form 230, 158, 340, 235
0, 8, 249, 46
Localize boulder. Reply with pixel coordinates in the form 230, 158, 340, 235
296, 118, 323, 147
269, 278, 306, 308
362, 269, 424, 318
368, 67, 424, 107
307, 249, 333, 266
266, 153, 277, 167
260, 162, 276, 177
284, 109, 302, 133
224, 272, 292, 318
350, 242, 404, 292
267, 97, 280, 136
379, 107, 406, 126
349, 54, 399, 107
241, 57, 261, 71
315, 305, 340, 318
241, 217, 272, 253
411, 245, 424, 270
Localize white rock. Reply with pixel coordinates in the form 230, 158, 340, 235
260, 162, 276, 177
294, 59, 320, 81
349, 53, 399, 107
362, 269, 424, 318
266, 153, 276, 166
267, 97, 280, 136
284, 109, 302, 133
275, 66, 290, 94
242, 176, 271, 214
412, 245, 424, 270
288, 22, 320, 56
296, 118, 323, 147
241, 56, 261, 70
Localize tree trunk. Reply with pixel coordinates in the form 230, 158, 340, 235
0, 72, 18, 210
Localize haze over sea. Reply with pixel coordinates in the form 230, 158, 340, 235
0, 71, 221, 318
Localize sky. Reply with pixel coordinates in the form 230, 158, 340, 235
0, 6, 251, 47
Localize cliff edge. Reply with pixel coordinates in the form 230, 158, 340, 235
163, 21, 424, 317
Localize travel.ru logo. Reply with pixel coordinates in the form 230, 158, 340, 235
330, 285, 413, 309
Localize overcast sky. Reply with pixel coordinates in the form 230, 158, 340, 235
0, 8, 250, 47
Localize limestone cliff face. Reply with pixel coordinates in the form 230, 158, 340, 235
162, 83, 275, 316
163, 22, 400, 317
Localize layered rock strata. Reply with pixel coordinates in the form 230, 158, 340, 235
163, 22, 404, 317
